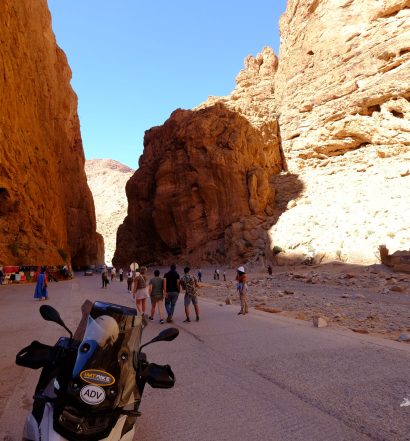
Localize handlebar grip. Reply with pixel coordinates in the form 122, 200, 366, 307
16, 341, 55, 369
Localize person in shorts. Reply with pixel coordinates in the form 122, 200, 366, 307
148, 270, 164, 324
180, 266, 200, 322
133, 266, 149, 316
236, 266, 248, 315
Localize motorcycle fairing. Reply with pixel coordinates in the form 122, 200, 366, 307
53, 301, 144, 440
23, 403, 135, 441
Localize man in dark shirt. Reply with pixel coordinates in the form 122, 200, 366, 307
163, 264, 180, 323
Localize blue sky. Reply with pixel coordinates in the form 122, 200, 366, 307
48, 1, 288, 169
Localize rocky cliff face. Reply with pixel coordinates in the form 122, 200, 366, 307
268, 0, 410, 264
114, 48, 284, 267
85, 160, 134, 265
0, 0, 103, 266
275, 0, 410, 161
116, 1, 410, 267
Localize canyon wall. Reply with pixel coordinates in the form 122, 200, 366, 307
0, 0, 103, 266
275, 0, 410, 161
269, 0, 410, 263
114, 48, 285, 267
85, 159, 134, 265
115, 0, 410, 267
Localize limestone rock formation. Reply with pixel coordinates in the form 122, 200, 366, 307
116, 1, 410, 267
114, 49, 284, 266
85, 160, 134, 265
379, 245, 410, 273
0, 0, 103, 266
268, 0, 410, 264
275, 0, 410, 160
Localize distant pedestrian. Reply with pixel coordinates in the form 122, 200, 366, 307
180, 266, 200, 322
62, 265, 68, 278
34, 267, 48, 300
223, 270, 226, 281
216, 269, 220, 280
110, 267, 116, 281
236, 266, 248, 315
214, 269, 217, 280
133, 266, 148, 316
102, 267, 109, 288
197, 268, 202, 282
127, 270, 133, 292
163, 264, 180, 323
267, 265, 272, 276
119, 268, 124, 282
148, 270, 164, 324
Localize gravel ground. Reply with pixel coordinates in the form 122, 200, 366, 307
196, 262, 410, 342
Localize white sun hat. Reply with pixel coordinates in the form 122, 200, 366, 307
237, 266, 245, 272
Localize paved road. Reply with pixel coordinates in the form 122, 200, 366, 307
0, 274, 409, 440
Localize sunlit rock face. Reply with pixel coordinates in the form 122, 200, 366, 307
269, 0, 410, 264
116, 1, 410, 267
275, 0, 410, 160
114, 49, 284, 266
85, 160, 134, 266
0, 0, 103, 266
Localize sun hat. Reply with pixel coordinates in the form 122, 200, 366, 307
237, 266, 245, 272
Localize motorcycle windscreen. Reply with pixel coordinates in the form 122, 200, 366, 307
70, 306, 143, 410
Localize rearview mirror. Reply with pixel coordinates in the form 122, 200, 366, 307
40, 305, 62, 324
139, 327, 179, 353
39, 305, 72, 338
151, 327, 179, 343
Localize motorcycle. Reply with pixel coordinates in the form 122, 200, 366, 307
16, 300, 178, 441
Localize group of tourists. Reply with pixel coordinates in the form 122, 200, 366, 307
105, 263, 249, 319
128, 264, 200, 324
32, 263, 249, 317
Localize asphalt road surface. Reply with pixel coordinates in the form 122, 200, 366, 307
0, 273, 409, 441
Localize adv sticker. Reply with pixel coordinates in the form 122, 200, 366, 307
80, 385, 106, 405
80, 369, 115, 387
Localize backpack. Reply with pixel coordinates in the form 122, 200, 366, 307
137, 275, 146, 289
181, 274, 197, 296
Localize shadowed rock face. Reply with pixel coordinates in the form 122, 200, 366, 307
114, 103, 283, 267
0, 0, 103, 266
114, 48, 284, 267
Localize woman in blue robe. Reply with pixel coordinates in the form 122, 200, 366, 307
34, 267, 48, 300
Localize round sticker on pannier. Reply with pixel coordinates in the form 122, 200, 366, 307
80, 385, 106, 405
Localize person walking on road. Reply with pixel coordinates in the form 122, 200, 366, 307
180, 266, 200, 322
236, 266, 248, 315
148, 270, 165, 324
102, 267, 109, 288
34, 267, 48, 300
110, 267, 116, 281
163, 264, 180, 323
127, 269, 133, 292
119, 268, 124, 282
133, 266, 149, 316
